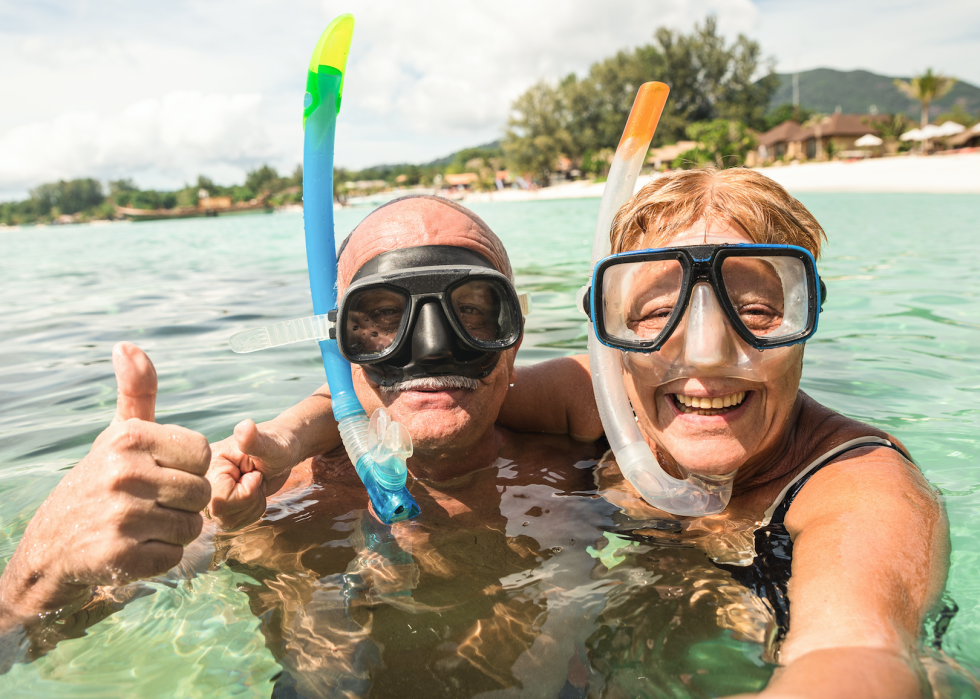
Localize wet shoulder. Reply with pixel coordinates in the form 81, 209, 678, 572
781, 393, 937, 536
729, 393, 911, 517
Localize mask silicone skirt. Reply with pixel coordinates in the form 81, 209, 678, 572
337, 245, 526, 387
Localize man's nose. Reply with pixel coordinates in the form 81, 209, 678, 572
411, 302, 454, 363
682, 283, 737, 367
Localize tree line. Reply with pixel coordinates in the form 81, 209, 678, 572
329, 18, 781, 190
0, 165, 303, 226
503, 17, 779, 182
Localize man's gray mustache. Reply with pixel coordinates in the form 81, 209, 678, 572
379, 376, 480, 393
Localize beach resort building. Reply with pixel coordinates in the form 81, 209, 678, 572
752, 113, 884, 164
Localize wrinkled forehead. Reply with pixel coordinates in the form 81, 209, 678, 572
338, 199, 510, 291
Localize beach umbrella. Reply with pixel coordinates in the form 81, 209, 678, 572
900, 128, 923, 141
935, 121, 966, 137
918, 124, 944, 140
855, 134, 883, 147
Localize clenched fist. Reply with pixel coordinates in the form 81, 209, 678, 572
206, 418, 298, 531
0, 342, 211, 626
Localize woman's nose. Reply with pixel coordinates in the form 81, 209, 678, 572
682, 283, 737, 367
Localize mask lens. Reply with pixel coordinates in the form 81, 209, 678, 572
720, 255, 809, 340
602, 258, 684, 346
450, 279, 514, 345
344, 286, 409, 358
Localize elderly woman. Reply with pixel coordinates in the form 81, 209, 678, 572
501, 166, 949, 699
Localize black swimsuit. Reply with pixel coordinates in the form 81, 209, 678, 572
717, 437, 918, 644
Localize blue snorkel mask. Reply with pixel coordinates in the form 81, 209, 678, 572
584, 241, 825, 388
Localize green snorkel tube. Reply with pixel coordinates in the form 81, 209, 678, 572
302, 15, 420, 524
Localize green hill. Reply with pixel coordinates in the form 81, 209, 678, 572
770, 68, 980, 119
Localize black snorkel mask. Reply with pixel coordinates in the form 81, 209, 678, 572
331, 245, 528, 387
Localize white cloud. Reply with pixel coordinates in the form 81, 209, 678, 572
753, 0, 980, 81
0, 0, 977, 198
336, 0, 759, 137
0, 91, 276, 196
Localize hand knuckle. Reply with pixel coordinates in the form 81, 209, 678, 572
105, 466, 127, 491
107, 498, 139, 524
191, 478, 212, 511
172, 513, 200, 545
192, 435, 212, 473
104, 542, 139, 582
105, 467, 143, 495
186, 514, 204, 542
110, 420, 145, 452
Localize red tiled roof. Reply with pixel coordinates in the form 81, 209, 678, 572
758, 120, 807, 146
799, 113, 880, 139
759, 114, 882, 146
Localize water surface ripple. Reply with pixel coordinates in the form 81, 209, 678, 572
0, 194, 978, 696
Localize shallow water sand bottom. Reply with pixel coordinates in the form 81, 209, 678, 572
0, 194, 978, 697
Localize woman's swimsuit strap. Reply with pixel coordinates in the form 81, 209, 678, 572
716, 436, 910, 645
764, 436, 910, 526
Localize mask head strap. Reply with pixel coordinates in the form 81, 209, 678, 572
351, 245, 496, 281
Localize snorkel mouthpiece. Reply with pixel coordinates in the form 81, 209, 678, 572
367, 408, 413, 490
302, 15, 419, 524
587, 82, 736, 516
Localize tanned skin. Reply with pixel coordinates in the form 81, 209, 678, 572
208, 214, 948, 699
0, 343, 211, 650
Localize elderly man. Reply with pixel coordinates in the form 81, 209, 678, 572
201, 195, 607, 695
0, 197, 604, 694
206, 195, 601, 529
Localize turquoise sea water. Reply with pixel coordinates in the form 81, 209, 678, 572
0, 194, 978, 696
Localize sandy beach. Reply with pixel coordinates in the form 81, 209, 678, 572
461, 151, 980, 204
754, 151, 980, 194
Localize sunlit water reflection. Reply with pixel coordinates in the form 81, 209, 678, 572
1, 194, 978, 697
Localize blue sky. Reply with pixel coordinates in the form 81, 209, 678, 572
1, 0, 977, 200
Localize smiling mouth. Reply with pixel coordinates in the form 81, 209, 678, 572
672, 391, 747, 416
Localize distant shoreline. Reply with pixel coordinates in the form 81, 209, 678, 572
458, 151, 980, 204
4, 152, 978, 230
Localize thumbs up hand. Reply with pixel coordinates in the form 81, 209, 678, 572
205, 418, 297, 531
0, 343, 211, 624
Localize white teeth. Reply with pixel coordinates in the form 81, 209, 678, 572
673, 391, 747, 415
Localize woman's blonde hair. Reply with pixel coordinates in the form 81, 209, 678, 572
610, 167, 826, 258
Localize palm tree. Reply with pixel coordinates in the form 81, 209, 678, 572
894, 69, 957, 128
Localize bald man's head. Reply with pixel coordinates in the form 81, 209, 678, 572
336, 196, 522, 475
337, 196, 513, 291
